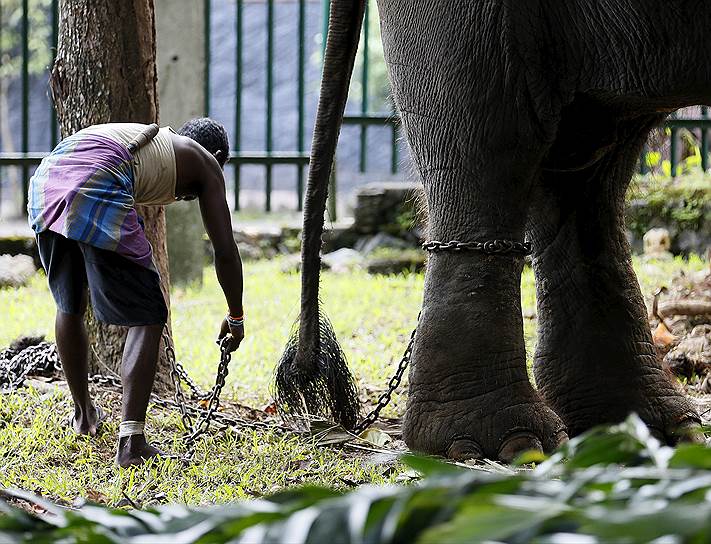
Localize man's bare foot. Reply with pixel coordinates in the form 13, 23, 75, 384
116, 434, 173, 468
70, 405, 105, 436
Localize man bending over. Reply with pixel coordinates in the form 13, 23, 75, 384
27, 118, 244, 467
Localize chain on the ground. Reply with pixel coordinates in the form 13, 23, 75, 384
0, 341, 59, 391
0, 324, 418, 451
353, 326, 417, 435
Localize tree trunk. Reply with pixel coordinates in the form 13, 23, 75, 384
49, 0, 173, 392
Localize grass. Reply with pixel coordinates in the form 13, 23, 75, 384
4, 416, 711, 542
0, 255, 706, 506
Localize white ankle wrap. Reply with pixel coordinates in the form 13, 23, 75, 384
119, 420, 145, 438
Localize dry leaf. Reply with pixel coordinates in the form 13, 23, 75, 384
653, 321, 677, 347
359, 428, 392, 448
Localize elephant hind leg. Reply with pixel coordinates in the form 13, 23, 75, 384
529, 116, 702, 444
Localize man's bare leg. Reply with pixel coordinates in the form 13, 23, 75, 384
55, 302, 100, 435
116, 323, 164, 467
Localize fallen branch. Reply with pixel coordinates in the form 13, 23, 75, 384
659, 300, 711, 318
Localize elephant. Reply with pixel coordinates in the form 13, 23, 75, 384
275, 0, 706, 462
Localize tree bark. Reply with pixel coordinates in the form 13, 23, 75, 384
49, 0, 173, 392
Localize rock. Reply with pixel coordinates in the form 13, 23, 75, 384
643, 228, 673, 260
0, 254, 37, 288
353, 181, 423, 235
664, 324, 711, 378
356, 232, 412, 256
238, 243, 280, 261
322, 248, 364, 273
232, 225, 285, 260
280, 253, 303, 274
233, 225, 283, 248
321, 220, 360, 253
366, 250, 425, 275
0, 235, 41, 268
676, 230, 711, 258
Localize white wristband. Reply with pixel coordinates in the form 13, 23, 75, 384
119, 420, 145, 438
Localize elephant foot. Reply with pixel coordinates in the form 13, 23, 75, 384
537, 357, 704, 445
403, 384, 568, 463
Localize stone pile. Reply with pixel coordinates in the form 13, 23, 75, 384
0, 254, 37, 288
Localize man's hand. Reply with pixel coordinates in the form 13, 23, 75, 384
218, 317, 244, 352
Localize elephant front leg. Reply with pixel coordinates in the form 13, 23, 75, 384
530, 132, 701, 443
404, 215, 566, 461
377, 0, 567, 461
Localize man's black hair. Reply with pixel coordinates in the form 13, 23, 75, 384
178, 117, 230, 167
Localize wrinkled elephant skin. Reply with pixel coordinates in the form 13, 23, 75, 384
376, 0, 705, 459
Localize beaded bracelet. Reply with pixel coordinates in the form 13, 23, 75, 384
226, 314, 244, 327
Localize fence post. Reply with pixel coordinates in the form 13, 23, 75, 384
156, 0, 208, 286
639, 145, 648, 175
297, 0, 306, 211
359, 1, 369, 173
670, 127, 678, 178
234, 0, 243, 211
51, 0, 59, 148
203, 0, 211, 117
0, 1, 3, 210
21, 0, 29, 212
265, 0, 274, 212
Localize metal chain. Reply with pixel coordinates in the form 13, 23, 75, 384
0, 341, 59, 391
422, 239, 532, 256
353, 325, 417, 435
352, 238, 529, 433
351, 237, 529, 432
174, 359, 212, 400
183, 338, 232, 454
85, 366, 279, 434
0, 334, 274, 459
161, 328, 233, 460
163, 331, 194, 434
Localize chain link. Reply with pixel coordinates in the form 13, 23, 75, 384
1, 237, 535, 450
0, 341, 59, 391
353, 325, 417, 435
163, 331, 195, 436
2, 324, 419, 447
422, 239, 532, 256
183, 338, 232, 455
159, 329, 235, 460
0, 332, 237, 462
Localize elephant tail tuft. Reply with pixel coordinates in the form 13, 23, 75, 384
273, 311, 360, 430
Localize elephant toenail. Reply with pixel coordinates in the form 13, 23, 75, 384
498, 432, 543, 464
447, 439, 483, 461
670, 418, 706, 445
551, 429, 569, 451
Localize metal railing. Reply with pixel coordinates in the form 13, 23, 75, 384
0, 0, 708, 221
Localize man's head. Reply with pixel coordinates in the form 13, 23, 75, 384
178, 117, 230, 168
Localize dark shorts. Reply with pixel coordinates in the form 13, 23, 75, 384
37, 230, 168, 327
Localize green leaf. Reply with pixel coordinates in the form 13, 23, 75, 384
418, 496, 569, 543
669, 444, 711, 470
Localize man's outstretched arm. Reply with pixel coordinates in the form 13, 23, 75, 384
198, 158, 245, 351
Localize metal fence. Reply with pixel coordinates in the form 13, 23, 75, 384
0, 0, 708, 220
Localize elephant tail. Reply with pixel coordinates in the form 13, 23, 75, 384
273, 0, 366, 430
